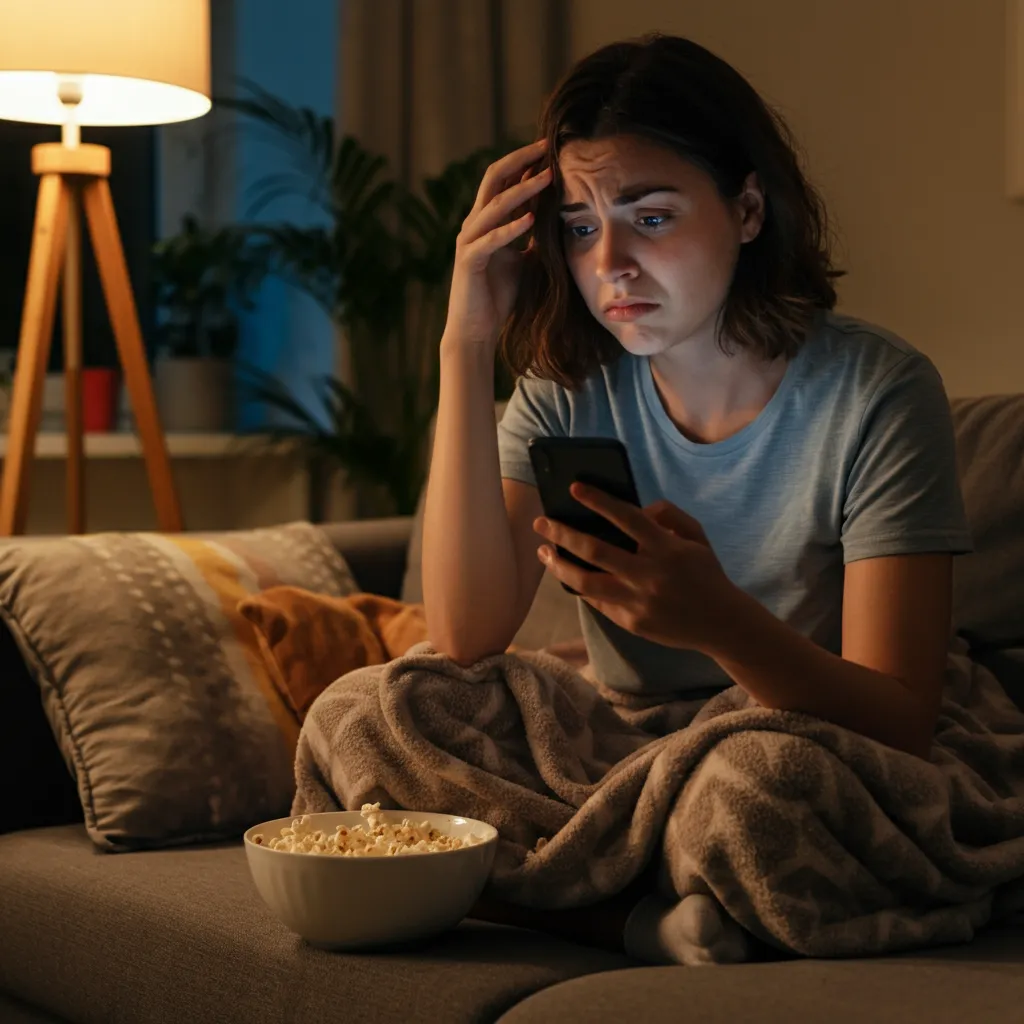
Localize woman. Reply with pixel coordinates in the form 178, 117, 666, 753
422, 33, 972, 963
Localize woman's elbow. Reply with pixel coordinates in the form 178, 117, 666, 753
425, 602, 521, 667
426, 617, 509, 667
431, 635, 508, 668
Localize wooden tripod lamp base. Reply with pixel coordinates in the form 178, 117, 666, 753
0, 143, 183, 536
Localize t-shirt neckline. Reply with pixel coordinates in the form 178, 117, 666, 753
640, 338, 806, 457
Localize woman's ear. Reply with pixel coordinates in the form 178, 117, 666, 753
736, 172, 766, 244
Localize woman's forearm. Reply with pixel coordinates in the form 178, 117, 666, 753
703, 588, 937, 758
422, 338, 522, 664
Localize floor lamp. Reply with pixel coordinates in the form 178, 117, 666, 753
0, 1, 212, 535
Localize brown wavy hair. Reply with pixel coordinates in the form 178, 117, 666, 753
500, 33, 841, 390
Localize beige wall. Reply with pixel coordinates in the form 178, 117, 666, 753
569, 0, 1024, 396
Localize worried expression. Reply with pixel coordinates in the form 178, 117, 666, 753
557, 134, 765, 356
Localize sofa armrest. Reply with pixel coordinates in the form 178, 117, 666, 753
318, 516, 414, 598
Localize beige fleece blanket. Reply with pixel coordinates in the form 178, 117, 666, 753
292, 636, 1024, 957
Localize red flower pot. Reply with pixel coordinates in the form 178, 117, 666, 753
82, 368, 120, 433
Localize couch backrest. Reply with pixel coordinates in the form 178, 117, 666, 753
403, 394, 1024, 653
950, 395, 1024, 649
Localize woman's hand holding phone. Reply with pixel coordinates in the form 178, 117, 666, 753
442, 139, 552, 354
533, 483, 741, 655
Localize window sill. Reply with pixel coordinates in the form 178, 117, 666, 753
0, 432, 286, 460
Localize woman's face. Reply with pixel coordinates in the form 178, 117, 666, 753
557, 134, 763, 357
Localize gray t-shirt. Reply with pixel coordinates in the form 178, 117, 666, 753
497, 312, 973, 696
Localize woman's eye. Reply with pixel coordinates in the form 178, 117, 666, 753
564, 214, 671, 240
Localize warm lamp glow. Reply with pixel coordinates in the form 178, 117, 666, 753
0, 0, 210, 127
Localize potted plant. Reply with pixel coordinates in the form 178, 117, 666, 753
150, 214, 267, 432
223, 81, 520, 516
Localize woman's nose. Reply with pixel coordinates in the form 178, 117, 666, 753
594, 225, 638, 282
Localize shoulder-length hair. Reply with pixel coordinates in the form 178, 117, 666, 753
500, 33, 841, 389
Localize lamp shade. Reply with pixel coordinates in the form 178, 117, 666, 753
0, 0, 210, 126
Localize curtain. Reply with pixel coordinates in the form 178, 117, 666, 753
338, 0, 569, 187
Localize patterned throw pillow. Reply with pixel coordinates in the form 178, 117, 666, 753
0, 522, 357, 851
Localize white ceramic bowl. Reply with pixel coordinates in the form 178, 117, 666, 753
244, 810, 499, 950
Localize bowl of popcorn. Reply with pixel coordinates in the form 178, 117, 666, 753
244, 803, 499, 950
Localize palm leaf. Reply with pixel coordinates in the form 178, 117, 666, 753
245, 172, 329, 219
217, 78, 335, 178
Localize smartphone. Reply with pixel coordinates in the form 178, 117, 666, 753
527, 437, 642, 594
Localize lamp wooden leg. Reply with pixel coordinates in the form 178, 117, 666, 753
64, 185, 85, 534
81, 177, 183, 532
0, 175, 71, 536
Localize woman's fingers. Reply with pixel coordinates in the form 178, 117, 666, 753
568, 484, 665, 549
461, 166, 552, 246
457, 210, 536, 272
538, 546, 634, 608
534, 518, 638, 577
470, 138, 548, 214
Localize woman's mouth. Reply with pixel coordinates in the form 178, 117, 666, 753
604, 303, 659, 322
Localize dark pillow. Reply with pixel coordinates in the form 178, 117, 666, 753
973, 648, 1024, 713
0, 616, 82, 834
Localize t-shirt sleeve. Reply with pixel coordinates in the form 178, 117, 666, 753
497, 375, 570, 486
841, 352, 973, 563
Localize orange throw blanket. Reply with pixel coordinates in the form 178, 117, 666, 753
238, 588, 430, 724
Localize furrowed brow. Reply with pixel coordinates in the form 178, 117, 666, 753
559, 185, 680, 214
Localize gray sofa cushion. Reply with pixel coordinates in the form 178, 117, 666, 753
950, 395, 1024, 649
496, 936, 1024, 1024
0, 825, 633, 1024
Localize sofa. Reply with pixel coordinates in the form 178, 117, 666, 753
2, 393, 1024, 1024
